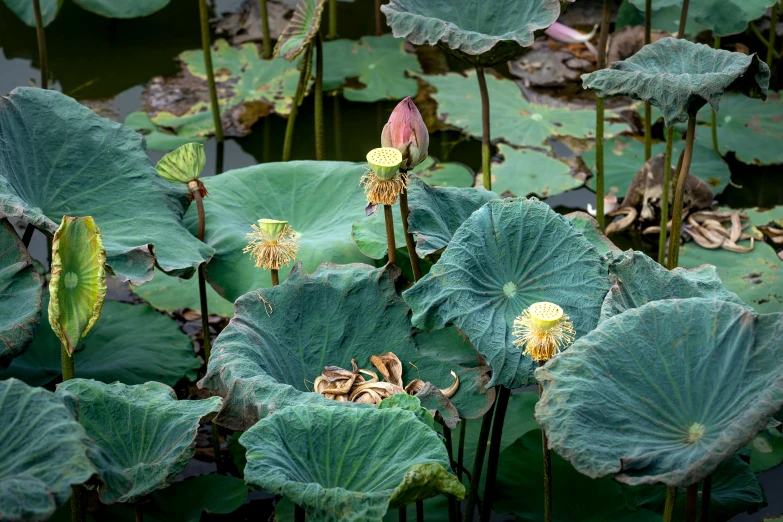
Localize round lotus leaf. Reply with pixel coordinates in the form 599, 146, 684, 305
403, 198, 612, 389
381, 0, 560, 66
72, 0, 169, 18
351, 207, 407, 260
275, 0, 326, 61
240, 405, 465, 521
492, 144, 581, 198
186, 161, 373, 302
564, 211, 620, 256
536, 297, 783, 486
582, 38, 770, 127
3, 0, 62, 27
414, 157, 474, 188
0, 378, 131, 521
131, 268, 235, 318
0, 219, 41, 370
200, 263, 494, 430
155, 143, 206, 185
0, 88, 213, 285
56, 379, 222, 502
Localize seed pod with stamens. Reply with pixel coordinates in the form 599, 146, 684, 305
512, 302, 576, 362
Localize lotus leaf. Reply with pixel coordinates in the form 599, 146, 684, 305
155, 142, 205, 185
275, 0, 326, 61
0, 378, 131, 521
404, 198, 612, 389
72, 0, 169, 18
124, 112, 206, 153
748, 427, 783, 472
185, 161, 372, 302
536, 297, 783, 486
56, 379, 222, 502
629, 0, 778, 36
564, 211, 620, 256
492, 144, 581, 198
131, 269, 235, 317
0, 219, 41, 370
582, 38, 770, 127
3, 297, 199, 387
378, 394, 434, 428
381, 0, 560, 66
414, 157, 474, 188
423, 71, 630, 149
2, 0, 61, 27
351, 208, 407, 260
0, 88, 213, 285
240, 405, 464, 521
200, 263, 494, 430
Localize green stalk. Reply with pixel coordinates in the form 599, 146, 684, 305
441, 425, 459, 522
415, 500, 423, 521
594, 0, 612, 231
62, 346, 74, 381
667, 116, 697, 269
662, 486, 677, 522
399, 507, 407, 521
32, 0, 48, 89
463, 392, 497, 522
457, 420, 466, 482
643, 0, 652, 161
475, 66, 492, 190
398, 176, 422, 280
333, 96, 343, 160
63, 347, 85, 522
685, 483, 698, 522
539, 361, 552, 522
768, 2, 779, 67
711, 36, 721, 153
295, 504, 305, 522
375, 0, 382, 35
384, 204, 397, 264
657, 127, 674, 266
329, 0, 337, 39
271, 269, 280, 286
314, 33, 325, 160
135, 503, 143, 522
198, 0, 225, 143
699, 475, 712, 522
750, 21, 782, 58
677, 0, 691, 38
479, 386, 511, 522
260, 0, 272, 59
22, 225, 35, 247
283, 44, 313, 161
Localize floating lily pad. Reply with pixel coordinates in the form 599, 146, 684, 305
200, 263, 494, 430
423, 71, 630, 149
124, 112, 206, 152
351, 208, 407, 260
564, 211, 620, 256
2, 0, 61, 26
492, 144, 581, 198
404, 198, 611, 389
187, 161, 372, 302
0, 88, 213, 285
0, 378, 131, 521
275, 0, 326, 60
131, 269, 235, 317
536, 297, 783, 486
0, 219, 41, 370
56, 379, 222, 502
381, 0, 560, 66
72, 0, 169, 18
240, 405, 464, 521
414, 157, 474, 188
582, 37, 769, 127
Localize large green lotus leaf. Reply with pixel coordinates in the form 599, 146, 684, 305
200, 263, 494, 430
747, 427, 783, 472
381, 0, 560, 66
564, 211, 620, 256
617, 1, 707, 36
185, 161, 372, 302
582, 136, 731, 197
275, 0, 326, 60
403, 198, 612, 389
56, 379, 222, 502
131, 268, 235, 317
282, 495, 452, 522
240, 405, 465, 522
3, 297, 199, 387
630, 0, 778, 36
582, 38, 769, 127
493, 143, 581, 198
124, 112, 206, 153
0, 88, 213, 285
151, 41, 302, 137
0, 219, 42, 370
536, 297, 783, 486
2, 0, 62, 26
601, 250, 749, 321
72, 0, 169, 18
351, 208, 407, 260
678, 242, 782, 314
322, 35, 422, 103
0, 379, 131, 521
423, 71, 630, 149
414, 157, 474, 188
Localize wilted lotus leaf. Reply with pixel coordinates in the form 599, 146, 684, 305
275, 0, 326, 60
630, 0, 778, 36
200, 263, 494, 430
155, 142, 206, 186
3, 0, 62, 26
582, 38, 770, 127
536, 298, 783, 486
56, 379, 222, 502
404, 198, 611, 388
0, 219, 41, 370
0, 379, 131, 521
240, 405, 464, 521
492, 144, 581, 198
72, 0, 169, 18
381, 0, 560, 66
0, 88, 213, 284
564, 212, 620, 256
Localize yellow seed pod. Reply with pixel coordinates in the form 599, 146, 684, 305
366, 147, 403, 181
527, 302, 565, 332
512, 301, 575, 362
256, 219, 288, 242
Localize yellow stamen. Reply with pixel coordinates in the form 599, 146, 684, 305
243, 219, 300, 271
512, 301, 575, 361
360, 170, 407, 206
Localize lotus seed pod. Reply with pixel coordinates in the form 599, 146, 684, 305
155, 143, 206, 184
512, 301, 575, 361
256, 219, 288, 242
527, 302, 565, 332
381, 96, 429, 170
243, 219, 300, 271
366, 147, 403, 181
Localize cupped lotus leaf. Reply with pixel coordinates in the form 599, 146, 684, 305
72, 0, 169, 18
200, 263, 494, 430
630, 0, 778, 36
423, 71, 630, 149
351, 208, 407, 260
155, 143, 206, 184
381, 0, 560, 66
493, 144, 581, 198
240, 405, 464, 521
2, 0, 62, 27
0, 378, 131, 521
0, 88, 213, 285
748, 427, 783, 472
275, 0, 326, 60
535, 297, 783, 486
564, 211, 620, 256
131, 269, 235, 317
582, 38, 770, 127
56, 379, 222, 502
3, 297, 199, 387
403, 198, 612, 389
124, 112, 206, 153
414, 157, 474, 188
185, 161, 372, 302
378, 394, 434, 428
0, 219, 42, 370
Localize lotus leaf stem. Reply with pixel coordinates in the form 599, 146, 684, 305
768, 2, 779, 67
191, 189, 212, 363
685, 483, 698, 521
750, 22, 782, 59
333, 96, 343, 159
375, 0, 382, 35
216, 141, 225, 174
71, 485, 85, 522
475, 67, 492, 190
21, 224, 35, 248
416, 500, 424, 521
329, 0, 338, 39
463, 393, 496, 522
479, 386, 511, 522
399, 507, 406, 521
643, 0, 652, 161
283, 44, 314, 161
384, 204, 397, 264
260, 0, 272, 59
457, 419, 466, 482
441, 424, 459, 521
199, 0, 224, 144
663, 486, 677, 522
699, 475, 712, 521
32, 0, 48, 89
677, 0, 690, 38
539, 361, 552, 522
594, 0, 611, 231
295, 503, 305, 522
135, 503, 143, 522
398, 176, 422, 281
271, 268, 280, 286
711, 36, 721, 153
315, 33, 325, 160
657, 127, 675, 266
667, 116, 697, 269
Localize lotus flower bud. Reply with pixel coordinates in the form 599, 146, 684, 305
381, 97, 429, 171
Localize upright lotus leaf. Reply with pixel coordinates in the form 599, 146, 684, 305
492, 143, 581, 198
564, 211, 620, 256
49, 216, 106, 356
72, 0, 170, 18
536, 298, 783, 486
629, 0, 778, 36
200, 263, 494, 430
403, 198, 612, 389
582, 38, 770, 127
0, 379, 131, 521
240, 405, 465, 522
0, 88, 213, 285
185, 161, 372, 302
275, 0, 326, 60
2, 0, 62, 26
155, 142, 206, 185
56, 379, 222, 502
131, 268, 235, 317
381, 0, 560, 66
0, 219, 41, 370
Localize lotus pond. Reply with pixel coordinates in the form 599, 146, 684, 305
1, 0, 783, 521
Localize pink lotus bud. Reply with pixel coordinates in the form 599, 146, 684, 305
381, 97, 429, 171
545, 22, 598, 55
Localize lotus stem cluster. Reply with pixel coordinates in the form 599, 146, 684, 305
512, 302, 575, 362
361, 147, 406, 206
243, 219, 300, 270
